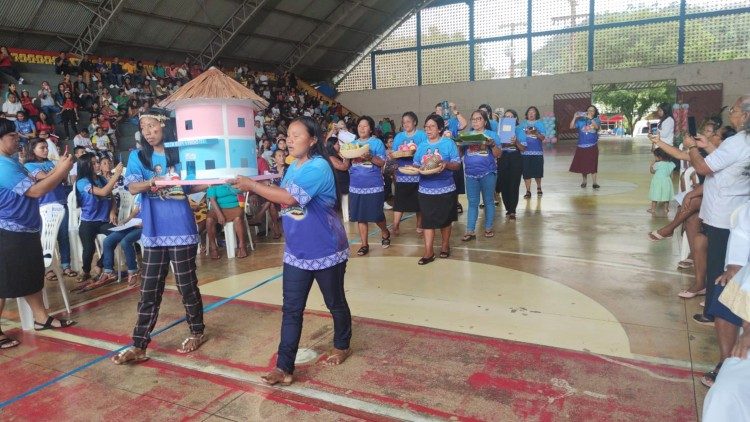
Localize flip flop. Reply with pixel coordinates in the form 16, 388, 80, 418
0, 335, 20, 349
418, 255, 435, 265
678, 288, 706, 299
462, 233, 476, 242
484, 230, 495, 238
34, 316, 76, 331
648, 230, 672, 241
111, 347, 149, 365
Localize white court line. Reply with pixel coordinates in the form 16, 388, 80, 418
388, 242, 685, 276
21, 328, 440, 422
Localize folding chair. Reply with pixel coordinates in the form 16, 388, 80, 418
67, 190, 83, 272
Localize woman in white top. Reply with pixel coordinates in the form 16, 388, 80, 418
656, 103, 674, 145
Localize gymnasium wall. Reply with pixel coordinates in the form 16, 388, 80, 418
337, 59, 750, 125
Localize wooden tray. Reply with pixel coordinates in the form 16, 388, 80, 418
398, 166, 420, 175
419, 166, 442, 175
391, 150, 415, 159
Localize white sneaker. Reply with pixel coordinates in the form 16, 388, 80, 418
17, 78, 23, 85
383, 202, 393, 210
109, 84, 115, 88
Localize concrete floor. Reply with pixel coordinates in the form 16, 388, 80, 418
1, 139, 713, 421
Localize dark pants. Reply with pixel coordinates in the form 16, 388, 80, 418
277, 261, 351, 374
78, 220, 113, 274
497, 151, 523, 214
133, 245, 204, 349
703, 224, 739, 325
60, 109, 77, 138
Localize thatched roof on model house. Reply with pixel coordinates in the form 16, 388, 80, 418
158, 67, 269, 110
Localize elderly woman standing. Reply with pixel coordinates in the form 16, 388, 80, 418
345, 115, 390, 256
413, 114, 461, 265
569, 105, 602, 188
0, 119, 76, 348
519, 106, 546, 198
390, 111, 427, 235
462, 110, 501, 240
495, 109, 525, 220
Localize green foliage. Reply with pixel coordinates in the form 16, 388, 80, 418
593, 84, 675, 133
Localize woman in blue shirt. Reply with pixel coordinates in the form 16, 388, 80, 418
569, 105, 602, 189
462, 110, 501, 241
389, 111, 427, 235
112, 112, 208, 365
519, 106, 546, 199
74, 153, 122, 289
411, 114, 461, 265
344, 115, 390, 256
495, 109, 526, 220
231, 116, 351, 386
24, 138, 78, 279
435, 101, 467, 214
0, 119, 76, 348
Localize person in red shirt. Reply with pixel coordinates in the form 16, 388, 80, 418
19, 90, 39, 120
60, 91, 78, 139
0, 46, 23, 84
36, 111, 55, 134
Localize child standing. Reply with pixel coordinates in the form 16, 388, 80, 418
648, 148, 675, 215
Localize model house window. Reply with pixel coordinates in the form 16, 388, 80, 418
205, 160, 215, 170
185, 120, 193, 130
237, 117, 245, 128
240, 158, 249, 168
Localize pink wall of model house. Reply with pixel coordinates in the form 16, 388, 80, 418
225, 105, 255, 137
175, 104, 223, 139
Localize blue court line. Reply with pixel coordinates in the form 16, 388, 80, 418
1, 213, 415, 409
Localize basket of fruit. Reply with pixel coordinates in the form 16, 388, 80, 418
339, 143, 370, 159
391, 141, 417, 158
418, 154, 443, 175
398, 165, 420, 175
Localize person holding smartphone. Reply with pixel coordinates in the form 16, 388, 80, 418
569, 105, 602, 188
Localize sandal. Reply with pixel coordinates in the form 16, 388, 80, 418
177, 333, 207, 354
580, 182, 587, 188
381, 233, 391, 249
439, 249, 450, 259
524, 191, 531, 199
692, 313, 714, 325
0, 333, 20, 349
62, 268, 78, 277
648, 230, 673, 241
462, 233, 476, 242
111, 347, 149, 365
677, 259, 694, 269
537, 189, 543, 196
508, 213, 516, 220
323, 348, 351, 366
701, 362, 722, 388
261, 368, 293, 386
126, 272, 141, 288
418, 255, 435, 265
484, 230, 495, 238
236, 246, 248, 259
80, 272, 117, 292
457, 203, 463, 214
34, 316, 76, 331
678, 288, 706, 299
592, 184, 600, 189
45, 270, 58, 281
357, 245, 369, 256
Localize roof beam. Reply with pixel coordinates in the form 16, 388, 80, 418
190, 0, 269, 68
71, 0, 126, 56
278, 0, 364, 72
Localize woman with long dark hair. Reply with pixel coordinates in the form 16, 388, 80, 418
656, 103, 674, 146
390, 111, 427, 235
495, 109, 525, 220
519, 106, 546, 199
0, 119, 76, 348
75, 153, 122, 288
231, 116, 351, 386
24, 138, 78, 279
569, 105, 602, 188
462, 110, 501, 240
345, 115, 390, 256
112, 112, 208, 364
412, 114, 461, 265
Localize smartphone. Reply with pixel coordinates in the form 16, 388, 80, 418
687, 116, 697, 137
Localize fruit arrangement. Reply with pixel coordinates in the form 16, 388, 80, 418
339, 142, 370, 159
418, 152, 443, 175
392, 140, 417, 158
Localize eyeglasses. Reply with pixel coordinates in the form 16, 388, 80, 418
470, 117, 484, 121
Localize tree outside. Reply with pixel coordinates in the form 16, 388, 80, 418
592, 82, 676, 135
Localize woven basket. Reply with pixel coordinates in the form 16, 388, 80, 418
419, 166, 442, 176
340, 144, 370, 159
398, 166, 420, 175
391, 150, 415, 159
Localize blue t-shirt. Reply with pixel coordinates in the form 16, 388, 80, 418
25, 160, 69, 206
392, 129, 428, 183
413, 137, 460, 195
0, 155, 40, 232
489, 119, 498, 132
281, 156, 349, 270
348, 136, 386, 194
76, 176, 111, 222
124, 149, 199, 247
575, 117, 601, 148
518, 120, 545, 156
446, 117, 461, 138
15, 119, 35, 135
463, 130, 499, 178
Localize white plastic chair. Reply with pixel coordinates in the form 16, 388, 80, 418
17, 204, 72, 331
67, 189, 83, 272
223, 192, 255, 259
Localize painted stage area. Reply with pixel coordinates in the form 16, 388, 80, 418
1, 141, 712, 421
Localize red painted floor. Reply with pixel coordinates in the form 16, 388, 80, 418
2, 290, 697, 421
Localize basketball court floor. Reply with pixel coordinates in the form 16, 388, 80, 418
1, 139, 711, 421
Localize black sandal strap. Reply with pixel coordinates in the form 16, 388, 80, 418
357, 246, 369, 256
